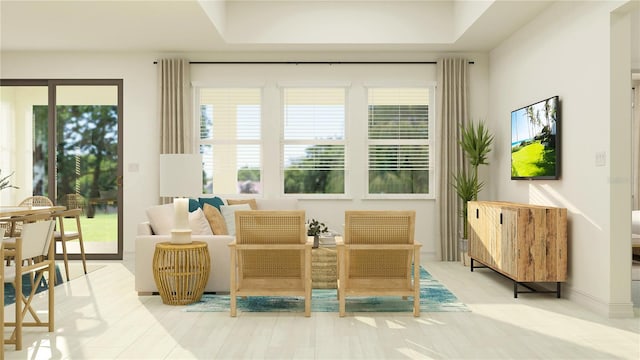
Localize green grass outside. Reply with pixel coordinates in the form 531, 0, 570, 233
511, 141, 556, 177
61, 212, 117, 243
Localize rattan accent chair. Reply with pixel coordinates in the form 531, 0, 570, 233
3, 219, 56, 350
337, 210, 422, 317
229, 210, 312, 317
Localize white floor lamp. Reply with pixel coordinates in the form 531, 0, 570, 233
159, 154, 202, 244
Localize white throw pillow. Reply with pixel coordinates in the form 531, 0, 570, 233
190, 208, 213, 236
146, 203, 174, 235
220, 203, 252, 236
146, 204, 213, 235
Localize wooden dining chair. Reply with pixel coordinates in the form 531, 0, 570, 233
3, 219, 56, 350
18, 196, 54, 207
51, 209, 87, 282
3, 213, 53, 267
6, 196, 54, 237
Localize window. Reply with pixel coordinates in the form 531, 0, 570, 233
198, 88, 262, 194
282, 87, 346, 195
367, 87, 432, 197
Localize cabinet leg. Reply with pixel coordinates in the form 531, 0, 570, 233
470, 258, 474, 272
556, 282, 561, 298
514, 282, 518, 298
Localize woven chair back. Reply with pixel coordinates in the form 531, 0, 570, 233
235, 210, 306, 278
19, 196, 53, 207
344, 210, 416, 279
344, 211, 415, 245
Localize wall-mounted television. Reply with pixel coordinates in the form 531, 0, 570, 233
511, 95, 560, 180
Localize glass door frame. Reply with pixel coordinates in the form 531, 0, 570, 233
0, 78, 124, 260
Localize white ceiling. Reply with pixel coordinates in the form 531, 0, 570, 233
0, 0, 553, 53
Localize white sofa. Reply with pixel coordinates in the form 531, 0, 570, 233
135, 198, 299, 295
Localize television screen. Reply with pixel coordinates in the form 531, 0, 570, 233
511, 96, 560, 179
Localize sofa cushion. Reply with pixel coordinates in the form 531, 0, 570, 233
227, 198, 258, 210
146, 203, 174, 235
146, 204, 213, 235
203, 203, 228, 235
199, 196, 225, 212
220, 203, 252, 236
190, 208, 214, 235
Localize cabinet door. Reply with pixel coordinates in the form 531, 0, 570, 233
499, 209, 518, 277
468, 202, 492, 265
469, 202, 500, 269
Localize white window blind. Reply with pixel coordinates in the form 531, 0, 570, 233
367, 87, 431, 196
198, 88, 262, 194
282, 87, 346, 195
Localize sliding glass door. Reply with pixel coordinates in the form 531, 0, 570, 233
0, 79, 123, 260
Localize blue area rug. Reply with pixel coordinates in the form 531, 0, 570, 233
4, 265, 63, 306
185, 266, 469, 313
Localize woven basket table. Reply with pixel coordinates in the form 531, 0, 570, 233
153, 241, 210, 305
312, 246, 337, 289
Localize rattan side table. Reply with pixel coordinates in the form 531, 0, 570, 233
153, 241, 210, 305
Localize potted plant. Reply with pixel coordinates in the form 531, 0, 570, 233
452, 120, 493, 258
307, 218, 328, 248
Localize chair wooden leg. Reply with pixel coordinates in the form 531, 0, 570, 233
230, 249, 237, 317
14, 272, 22, 350
78, 237, 87, 275
61, 239, 70, 282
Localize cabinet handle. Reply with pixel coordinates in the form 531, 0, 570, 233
500, 213, 503, 225
476, 208, 479, 219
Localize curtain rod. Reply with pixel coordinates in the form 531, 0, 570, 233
153, 60, 475, 65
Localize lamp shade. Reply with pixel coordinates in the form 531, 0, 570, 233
159, 154, 202, 198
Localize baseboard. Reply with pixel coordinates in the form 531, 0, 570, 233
565, 286, 635, 318
420, 250, 439, 261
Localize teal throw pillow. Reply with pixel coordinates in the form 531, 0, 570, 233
199, 196, 225, 212
188, 198, 200, 212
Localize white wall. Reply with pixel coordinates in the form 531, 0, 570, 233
0, 51, 489, 258
0, 52, 159, 254
488, 1, 635, 317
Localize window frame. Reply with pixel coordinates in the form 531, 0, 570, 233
364, 84, 436, 200
195, 86, 265, 196
280, 85, 350, 199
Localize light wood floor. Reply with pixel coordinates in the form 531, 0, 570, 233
3, 255, 639, 359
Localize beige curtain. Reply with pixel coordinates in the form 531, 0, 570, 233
158, 58, 192, 204
633, 81, 640, 210
159, 58, 192, 154
437, 58, 469, 261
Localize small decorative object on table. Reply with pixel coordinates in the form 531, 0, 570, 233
307, 218, 328, 249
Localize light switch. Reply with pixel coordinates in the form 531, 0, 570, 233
128, 163, 140, 172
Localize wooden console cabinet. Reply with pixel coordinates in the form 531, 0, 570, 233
467, 201, 567, 297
